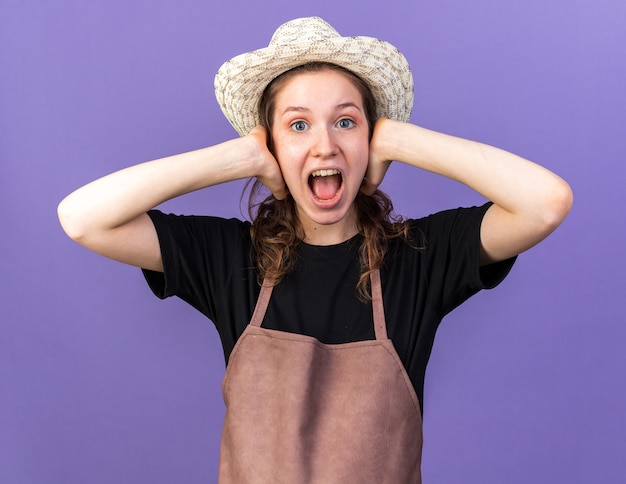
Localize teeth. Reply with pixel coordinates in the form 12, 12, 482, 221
311, 169, 340, 177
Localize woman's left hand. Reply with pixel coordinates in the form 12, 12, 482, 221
361, 118, 395, 196
361, 117, 573, 265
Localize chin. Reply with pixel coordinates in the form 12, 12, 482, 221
302, 203, 356, 228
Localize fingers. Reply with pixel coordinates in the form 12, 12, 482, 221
269, 179, 289, 200
247, 126, 289, 200
361, 159, 392, 196
361, 118, 394, 195
260, 158, 289, 201
247, 125, 269, 147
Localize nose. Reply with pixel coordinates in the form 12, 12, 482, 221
311, 126, 338, 158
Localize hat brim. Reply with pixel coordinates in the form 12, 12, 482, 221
215, 34, 413, 136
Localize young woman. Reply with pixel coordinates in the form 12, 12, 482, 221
58, 17, 572, 483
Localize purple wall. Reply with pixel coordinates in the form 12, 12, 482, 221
2, 1, 625, 482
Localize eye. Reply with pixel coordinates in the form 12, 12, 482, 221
337, 118, 355, 129
291, 120, 308, 132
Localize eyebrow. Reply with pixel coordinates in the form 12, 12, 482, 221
280, 102, 363, 116
281, 106, 310, 115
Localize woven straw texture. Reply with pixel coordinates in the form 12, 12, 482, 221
214, 17, 414, 136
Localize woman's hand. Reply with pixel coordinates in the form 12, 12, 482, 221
58, 128, 289, 271
361, 117, 573, 264
361, 118, 397, 196
247, 126, 288, 200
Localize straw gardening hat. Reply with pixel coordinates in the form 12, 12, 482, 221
214, 16, 414, 136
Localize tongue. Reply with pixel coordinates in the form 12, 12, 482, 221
311, 174, 341, 200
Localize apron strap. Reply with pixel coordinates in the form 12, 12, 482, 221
370, 268, 388, 340
250, 270, 388, 340
250, 279, 274, 328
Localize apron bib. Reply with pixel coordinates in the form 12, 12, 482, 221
218, 270, 423, 483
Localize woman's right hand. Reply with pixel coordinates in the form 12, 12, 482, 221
247, 126, 288, 200
59, 128, 285, 271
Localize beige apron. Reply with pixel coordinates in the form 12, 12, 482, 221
218, 270, 423, 483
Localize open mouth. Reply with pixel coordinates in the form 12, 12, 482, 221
308, 169, 343, 201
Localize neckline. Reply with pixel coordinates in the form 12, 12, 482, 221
298, 233, 362, 261
299, 232, 362, 249
250, 269, 388, 341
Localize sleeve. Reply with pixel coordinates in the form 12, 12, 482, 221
417, 202, 516, 317
140, 210, 256, 323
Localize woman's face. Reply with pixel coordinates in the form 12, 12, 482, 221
270, 68, 370, 243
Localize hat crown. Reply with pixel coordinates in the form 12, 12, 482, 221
269, 17, 341, 47
215, 17, 413, 136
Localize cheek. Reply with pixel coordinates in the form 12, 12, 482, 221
273, 149, 294, 174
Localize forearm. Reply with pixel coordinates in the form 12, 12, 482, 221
58, 137, 258, 240
375, 119, 572, 219
369, 118, 572, 263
